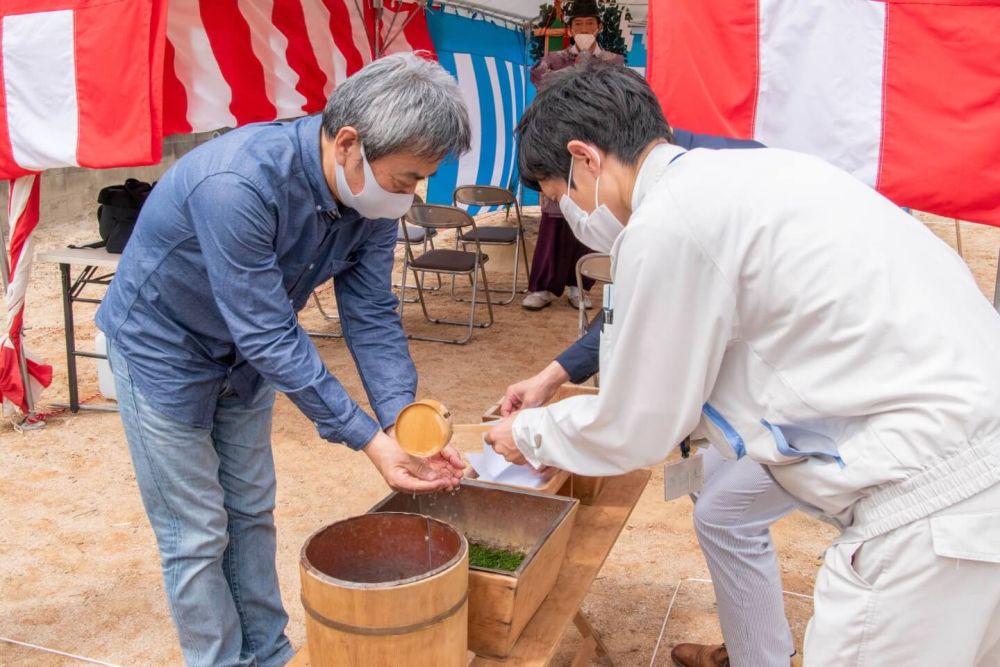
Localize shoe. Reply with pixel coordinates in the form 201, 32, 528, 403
522, 290, 556, 310
670, 643, 729, 667
566, 286, 593, 310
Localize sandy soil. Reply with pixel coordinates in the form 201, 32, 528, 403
1, 208, 997, 667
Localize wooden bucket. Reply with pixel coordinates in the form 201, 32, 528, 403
299, 512, 469, 666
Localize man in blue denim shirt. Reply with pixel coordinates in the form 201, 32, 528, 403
97, 54, 470, 667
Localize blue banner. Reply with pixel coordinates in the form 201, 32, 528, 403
425, 8, 538, 212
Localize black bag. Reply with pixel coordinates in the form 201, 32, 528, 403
96, 178, 154, 253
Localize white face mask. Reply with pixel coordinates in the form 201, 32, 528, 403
573, 33, 596, 50
558, 149, 624, 253
334, 143, 415, 220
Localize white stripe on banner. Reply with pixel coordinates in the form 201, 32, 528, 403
485, 57, 507, 188
755, 0, 885, 186
505, 61, 519, 189
237, 0, 308, 119
2, 11, 79, 170
300, 0, 345, 96
167, 0, 237, 131
453, 53, 482, 203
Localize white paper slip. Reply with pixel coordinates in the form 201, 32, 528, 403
467, 441, 548, 489
664, 450, 704, 501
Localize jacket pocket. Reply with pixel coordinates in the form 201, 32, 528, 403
700, 403, 746, 459
930, 512, 1000, 563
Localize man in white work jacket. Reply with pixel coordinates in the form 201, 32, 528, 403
487, 63, 1000, 666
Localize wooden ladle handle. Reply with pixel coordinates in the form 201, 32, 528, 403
451, 423, 498, 434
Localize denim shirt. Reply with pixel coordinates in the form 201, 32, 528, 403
96, 114, 415, 449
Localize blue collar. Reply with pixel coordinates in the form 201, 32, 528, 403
296, 114, 340, 215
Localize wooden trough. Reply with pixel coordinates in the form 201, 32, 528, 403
370, 480, 579, 659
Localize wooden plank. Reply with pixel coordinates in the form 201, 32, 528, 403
574, 611, 613, 665
470, 469, 650, 666
569, 636, 598, 667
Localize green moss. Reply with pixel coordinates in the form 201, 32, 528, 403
468, 541, 526, 572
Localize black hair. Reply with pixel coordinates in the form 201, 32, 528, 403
516, 62, 673, 191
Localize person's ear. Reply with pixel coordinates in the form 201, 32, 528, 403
332, 126, 360, 167
566, 140, 601, 177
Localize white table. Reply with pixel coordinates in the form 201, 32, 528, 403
36, 246, 121, 413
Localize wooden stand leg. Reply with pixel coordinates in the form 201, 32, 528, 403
572, 611, 613, 666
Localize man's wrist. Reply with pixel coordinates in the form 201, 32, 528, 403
541, 361, 571, 390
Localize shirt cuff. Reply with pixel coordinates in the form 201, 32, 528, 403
326, 408, 381, 451
512, 408, 546, 469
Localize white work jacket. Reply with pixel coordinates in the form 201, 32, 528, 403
513, 144, 1000, 532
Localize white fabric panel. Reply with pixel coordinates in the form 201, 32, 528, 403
166, 0, 237, 131
300, 0, 345, 97
755, 0, 886, 186
237, 0, 308, 120
2, 11, 78, 170
453, 53, 482, 202
484, 57, 507, 187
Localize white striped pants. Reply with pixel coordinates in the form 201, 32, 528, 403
692, 447, 797, 667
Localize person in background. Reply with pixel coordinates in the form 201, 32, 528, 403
97, 54, 469, 667
489, 63, 1000, 666
522, 0, 624, 311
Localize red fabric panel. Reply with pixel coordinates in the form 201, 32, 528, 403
200, 0, 276, 126
0, 22, 31, 179
323, 0, 368, 74
648, 0, 759, 138
74, 0, 164, 168
162, 37, 192, 135
879, 1, 1000, 225
272, 0, 328, 114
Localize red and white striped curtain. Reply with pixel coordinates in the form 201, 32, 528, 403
163, 0, 435, 135
1, 175, 52, 415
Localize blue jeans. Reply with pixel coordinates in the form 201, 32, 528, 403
108, 342, 294, 667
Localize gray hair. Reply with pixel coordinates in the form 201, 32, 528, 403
322, 52, 471, 162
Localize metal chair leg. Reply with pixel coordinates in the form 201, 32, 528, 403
307, 288, 343, 339
406, 266, 493, 344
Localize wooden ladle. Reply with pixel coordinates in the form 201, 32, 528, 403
394, 399, 496, 457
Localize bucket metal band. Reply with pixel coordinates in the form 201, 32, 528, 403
301, 591, 468, 636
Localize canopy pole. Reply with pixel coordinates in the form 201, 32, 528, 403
435, 1, 535, 29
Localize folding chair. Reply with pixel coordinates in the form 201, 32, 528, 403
400, 204, 494, 344
394, 193, 441, 304
575, 253, 612, 337
451, 186, 531, 305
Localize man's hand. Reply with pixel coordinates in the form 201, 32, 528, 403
363, 431, 465, 494
501, 361, 570, 417
485, 415, 528, 466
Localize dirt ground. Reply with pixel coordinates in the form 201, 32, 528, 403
1, 207, 998, 667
